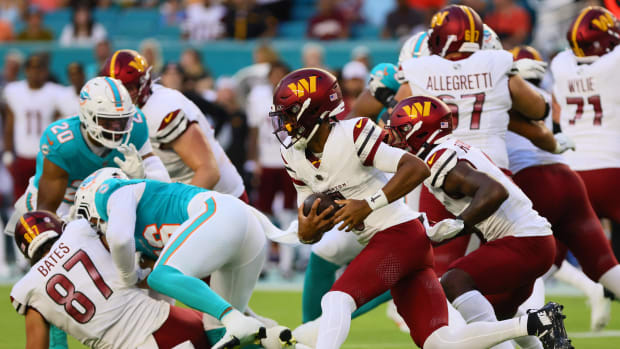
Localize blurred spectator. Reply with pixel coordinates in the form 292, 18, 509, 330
460, 0, 488, 17
223, 0, 277, 40
86, 39, 111, 78
307, 0, 350, 40
140, 38, 163, 77
362, 0, 394, 27
59, 5, 107, 47
302, 42, 327, 69
233, 43, 279, 105
2, 54, 63, 202
338, 0, 364, 24
179, 48, 213, 93
58, 62, 84, 117
0, 51, 23, 90
485, 0, 531, 49
30, 0, 64, 12
17, 7, 53, 41
246, 61, 297, 277
351, 45, 371, 68
0, 0, 20, 24
256, 0, 291, 22
214, 77, 248, 178
181, 0, 226, 41
382, 0, 425, 39
340, 61, 368, 115
160, 62, 184, 91
0, 20, 13, 41
160, 0, 186, 27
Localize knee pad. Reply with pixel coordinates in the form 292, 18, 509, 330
321, 291, 357, 313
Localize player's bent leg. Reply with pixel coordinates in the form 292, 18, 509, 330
351, 290, 392, 318
149, 305, 210, 349
302, 228, 363, 322
316, 291, 357, 349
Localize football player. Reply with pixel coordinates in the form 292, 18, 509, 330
551, 6, 620, 259
271, 67, 569, 349
100, 50, 247, 201
508, 45, 620, 331
4, 76, 169, 235
73, 168, 300, 348
11, 211, 213, 349
386, 95, 569, 349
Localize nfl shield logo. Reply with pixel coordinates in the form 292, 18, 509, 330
329, 93, 337, 101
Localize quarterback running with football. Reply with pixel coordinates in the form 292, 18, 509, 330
100, 50, 247, 201
271, 67, 570, 349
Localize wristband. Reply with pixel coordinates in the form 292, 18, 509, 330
365, 189, 389, 211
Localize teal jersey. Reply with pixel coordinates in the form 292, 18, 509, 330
33, 112, 149, 203
94, 178, 208, 260
369, 63, 401, 123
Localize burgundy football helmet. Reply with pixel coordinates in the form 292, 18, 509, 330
14, 211, 64, 259
567, 6, 620, 59
510, 45, 544, 62
385, 95, 453, 157
270, 68, 345, 150
428, 5, 483, 57
100, 49, 152, 106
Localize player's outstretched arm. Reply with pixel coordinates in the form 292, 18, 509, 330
508, 113, 556, 152
509, 75, 547, 120
106, 186, 141, 286
442, 161, 508, 227
172, 123, 220, 189
25, 308, 50, 349
37, 158, 70, 212
349, 89, 384, 121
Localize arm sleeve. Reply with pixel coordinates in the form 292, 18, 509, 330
106, 185, 140, 287
143, 155, 171, 182
156, 109, 190, 144
352, 117, 386, 166
372, 142, 408, 173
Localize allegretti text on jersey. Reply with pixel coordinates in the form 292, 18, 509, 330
426, 72, 493, 91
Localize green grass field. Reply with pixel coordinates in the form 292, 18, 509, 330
1, 286, 619, 348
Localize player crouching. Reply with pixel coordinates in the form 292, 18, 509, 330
385, 95, 572, 349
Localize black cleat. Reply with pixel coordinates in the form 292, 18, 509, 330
214, 327, 267, 349
527, 302, 572, 349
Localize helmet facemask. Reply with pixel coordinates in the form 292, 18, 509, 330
82, 108, 134, 149
270, 98, 338, 150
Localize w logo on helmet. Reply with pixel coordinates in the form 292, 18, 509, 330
592, 12, 615, 32
431, 11, 449, 27
128, 56, 147, 73
288, 76, 317, 97
402, 101, 431, 119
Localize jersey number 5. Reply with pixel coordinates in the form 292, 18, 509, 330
46, 250, 113, 323
437, 92, 485, 129
566, 95, 603, 126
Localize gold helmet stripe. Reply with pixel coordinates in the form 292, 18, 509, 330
108, 50, 122, 78
461, 6, 476, 42
571, 8, 591, 57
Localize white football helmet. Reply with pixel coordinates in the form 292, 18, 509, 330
79, 76, 136, 149
482, 24, 503, 50
74, 167, 129, 233
398, 31, 430, 67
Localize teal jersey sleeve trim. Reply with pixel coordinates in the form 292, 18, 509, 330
129, 108, 149, 150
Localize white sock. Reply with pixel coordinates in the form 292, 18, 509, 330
599, 264, 620, 297
447, 300, 467, 328
293, 319, 320, 347
554, 260, 599, 297
514, 334, 544, 349
423, 317, 528, 349
453, 290, 499, 323
316, 291, 356, 349
518, 277, 546, 315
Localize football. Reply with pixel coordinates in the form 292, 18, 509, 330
302, 192, 340, 219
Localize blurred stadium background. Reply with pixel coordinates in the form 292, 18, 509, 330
1, 0, 620, 347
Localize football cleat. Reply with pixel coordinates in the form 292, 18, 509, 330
213, 327, 267, 349
262, 326, 298, 349
527, 302, 573, 349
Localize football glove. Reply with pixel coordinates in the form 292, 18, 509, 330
113, 144, 145, 179
511, 59, 547, 81
2, 151, 14, 167
552, 133, 576, 154
426, 218, 464, 243
368, 75, 396, 107
213, 309, 266, 349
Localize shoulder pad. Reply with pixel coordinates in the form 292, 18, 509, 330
426, 148, 458, 188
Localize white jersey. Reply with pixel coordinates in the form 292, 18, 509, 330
2, 81, 63, 158
506, 83, 566, 174
10, 219, 169, 349
141, 84, 244, 197
551, 46, 620, 170
424, 138, 551, 241
281, 118, 417, 243
246, 83, 283, 168
400, 50, 514, 169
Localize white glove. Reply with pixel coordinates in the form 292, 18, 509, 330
552, 133, 576, 154
426, 218, 464, 243
511, 59, 547, 80
368, 75, 395, 106
113, 144, 145, 178
213, 309, 266, 349
2, 151, 14, 167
